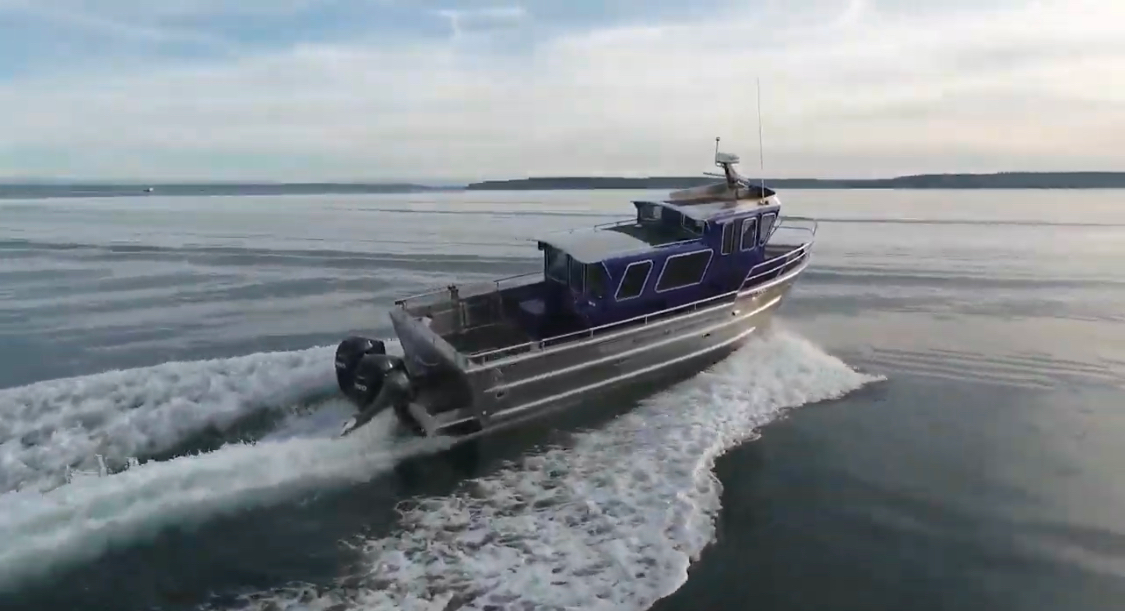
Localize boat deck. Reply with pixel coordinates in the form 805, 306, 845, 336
443, 320, 535, 354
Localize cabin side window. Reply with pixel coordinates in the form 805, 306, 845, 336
759, 213, 777, 245
740, 217, 759, 251
586, 263, 609, 299
545, 247, 568, 282
656, 249, 712, 292
721, 219, 743, 255
615, 260, 652, 301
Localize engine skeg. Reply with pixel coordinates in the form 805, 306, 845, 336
339, 366, 412, 437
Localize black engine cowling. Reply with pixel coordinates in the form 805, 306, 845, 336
339, 352, 414, 437
334, 336, 385, 403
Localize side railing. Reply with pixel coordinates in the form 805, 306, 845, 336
591, 218, 636, 230
771, 215, 819, 243
741, 215, 818, 289
467, 285, 746, 365
391, 271, 541, 350
394, 272, 539, 315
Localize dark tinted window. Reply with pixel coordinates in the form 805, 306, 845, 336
740, 218, 758, 250
568, 258, 584, 293
656, 250, 712, 292
759, 213, 777, 245
721, 219, 742, 255
682, 216, 704, 235
615, 260, 652, 300
587, 264, 608, 299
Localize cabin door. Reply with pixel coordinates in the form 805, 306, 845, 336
719, 218, 745, 289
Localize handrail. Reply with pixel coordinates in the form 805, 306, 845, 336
493, 271, 539, 290
742, 244, 810, 289
395, 286, 454, 307
591, 218, 636, 230
395, 271, 538, 309
772, 215, 818, 239
467, 286, 742, 365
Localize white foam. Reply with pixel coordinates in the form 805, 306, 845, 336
231, 329, 885, 611
0, 344, 377, 493
0, 411, 451, 592
260, 398, 364, 443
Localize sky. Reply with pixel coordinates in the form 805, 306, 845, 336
0, 0, 1122, 182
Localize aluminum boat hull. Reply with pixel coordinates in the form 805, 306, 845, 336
399, 260, 803, 439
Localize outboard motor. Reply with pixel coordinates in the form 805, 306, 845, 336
339, 352, 414, 437
334, 336, 386, 404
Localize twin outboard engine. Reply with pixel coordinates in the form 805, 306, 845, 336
334, 336, 413, 437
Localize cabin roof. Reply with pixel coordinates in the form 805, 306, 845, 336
641, 197, 777, 223
536, 228, 652, 264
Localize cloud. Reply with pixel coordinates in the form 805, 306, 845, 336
4, 2, 232, 48
431, 5, 527, 39
0, 0, 1122, 181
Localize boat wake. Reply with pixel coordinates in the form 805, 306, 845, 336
0, 339, 456, 593
0, 411, 451, 592
0, 328, 882, 604
219, 327, 885, 611
0, 345, 351, 494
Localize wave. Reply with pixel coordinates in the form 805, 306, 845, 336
0, 344, 353, 494
858, 346, 1125, 391
349, 206, 619, 220
0, 413, 452, 593
0, 238, 536, 269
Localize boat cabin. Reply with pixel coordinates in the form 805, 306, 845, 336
523, 189, 781, 336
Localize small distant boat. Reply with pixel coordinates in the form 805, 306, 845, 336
333, 144, 818, 440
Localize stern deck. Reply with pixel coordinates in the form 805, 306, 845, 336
443, 320, 535, 354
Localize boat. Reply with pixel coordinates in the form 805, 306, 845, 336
332, 143, 818, 440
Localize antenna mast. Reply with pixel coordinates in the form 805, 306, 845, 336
756, 76, 766, 198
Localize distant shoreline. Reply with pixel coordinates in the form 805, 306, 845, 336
465, 172, 1125, 191
3, 171, 1124, 199
0, 183, 459, 200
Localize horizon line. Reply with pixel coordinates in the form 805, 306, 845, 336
3, 169, 1125, 186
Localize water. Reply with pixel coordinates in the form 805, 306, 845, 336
0, 188, 1123, 610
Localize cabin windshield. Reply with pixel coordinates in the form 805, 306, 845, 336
586, 263, 608, 299
681, 216, 705, 235
542, 243, 610, 301
568, 257, 584, 293
639, 203, 662, 222
544, 246, 568, 282
760, 212, 777, 244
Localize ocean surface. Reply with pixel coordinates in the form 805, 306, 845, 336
0, 188, 1123, 611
